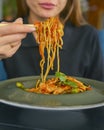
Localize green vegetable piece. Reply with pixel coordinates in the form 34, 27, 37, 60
55, 72, 66, 82
71, 88, 79, 93
64, 80, 77, 88
55, 72, 77, 88
16, 82, 25, 89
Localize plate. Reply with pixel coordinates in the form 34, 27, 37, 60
0, 76, 104, 110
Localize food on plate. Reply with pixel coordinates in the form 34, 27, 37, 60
16, 17, 91, 94
16, 72, 91, 94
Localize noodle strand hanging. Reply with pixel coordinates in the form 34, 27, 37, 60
35, 17, 64, 82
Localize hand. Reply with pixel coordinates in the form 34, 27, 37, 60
0, 18, 35, 59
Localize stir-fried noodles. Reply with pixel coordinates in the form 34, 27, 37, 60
35, 17, 64, 82
16, 17, 91, 94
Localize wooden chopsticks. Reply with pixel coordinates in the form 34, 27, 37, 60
0, 23, 34, 27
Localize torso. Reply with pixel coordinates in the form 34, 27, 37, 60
3, 17, 104, 81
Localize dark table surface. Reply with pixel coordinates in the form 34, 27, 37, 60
0, 103, 104, 130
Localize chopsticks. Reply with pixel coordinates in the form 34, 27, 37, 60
0, 23, 35, 27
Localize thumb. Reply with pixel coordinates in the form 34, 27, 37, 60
14, 18, 23, 24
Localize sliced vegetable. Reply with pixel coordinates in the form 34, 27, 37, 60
16, 82, 25, 90
55, 72, 77, 87
55, 72, 66, 82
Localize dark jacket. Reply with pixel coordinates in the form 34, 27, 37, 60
3, 17, 104, 81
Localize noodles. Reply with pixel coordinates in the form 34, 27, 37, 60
26, 72, 91, 94
34, 17, 64, 82
16, 17, 92, 95
16, 72, 91, 94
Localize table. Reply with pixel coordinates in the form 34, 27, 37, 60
0, 103, 104, 130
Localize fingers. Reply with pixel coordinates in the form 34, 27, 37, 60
14, 17, 23, 24
8, 41, 22, 57
9, 41, 21, 48
0, 24, 36, 35
0, 41, 21, 59
0, 18, 36, 35
0, 33, 27, 45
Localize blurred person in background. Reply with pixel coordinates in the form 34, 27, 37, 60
0, 0, 104, 81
